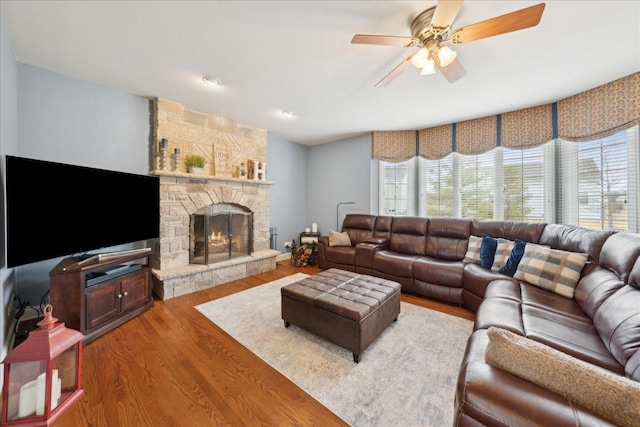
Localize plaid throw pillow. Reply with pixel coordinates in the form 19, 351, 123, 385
463, 235, 483, 265
514, 243, 589, 298
491, 238, 515, 272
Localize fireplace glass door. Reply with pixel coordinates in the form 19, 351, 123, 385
190, 211, 253, 264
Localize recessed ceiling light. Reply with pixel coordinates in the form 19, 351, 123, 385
203, 76, 222, 87
282, 110, 296, 118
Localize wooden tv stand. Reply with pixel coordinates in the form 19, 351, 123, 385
49, 248, 153, 343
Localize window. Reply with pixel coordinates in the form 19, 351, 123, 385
382, 125, 639, 232
459, 151, 495, 220
420, 154, 454, 218
501, 144, 549, 222
379, 159, 417, 216
559, 126, 640, 232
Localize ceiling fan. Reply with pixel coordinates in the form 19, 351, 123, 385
352, 1, 545, 86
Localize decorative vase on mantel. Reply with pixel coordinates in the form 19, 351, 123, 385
188, 166, 206, 175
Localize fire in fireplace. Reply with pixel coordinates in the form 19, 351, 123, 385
189, 203, 253, 264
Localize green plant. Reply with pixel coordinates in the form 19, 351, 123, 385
184, 154, 208, 168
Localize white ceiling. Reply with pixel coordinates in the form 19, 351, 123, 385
2, 1, 639, 146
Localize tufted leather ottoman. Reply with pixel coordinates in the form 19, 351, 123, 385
281, 268, 401, 362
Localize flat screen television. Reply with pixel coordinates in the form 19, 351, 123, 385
5, 155, 160, 267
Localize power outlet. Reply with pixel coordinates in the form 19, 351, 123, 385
284, 241, 293, 249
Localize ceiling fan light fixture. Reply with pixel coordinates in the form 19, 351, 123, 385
411, 48, 429, 68
420, 58, 436, 75
437, 45, 457, 67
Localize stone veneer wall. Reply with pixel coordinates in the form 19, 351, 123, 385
154, 98, 267, 176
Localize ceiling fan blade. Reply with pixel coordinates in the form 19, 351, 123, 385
431, 0, 465, 31
375, 55, 413, 87
450, 3, 545, 44
437, 58, 467, 84
351, 34, 413, 46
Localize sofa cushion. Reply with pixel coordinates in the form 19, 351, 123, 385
324, 246, 355, 265
339, 214, 376, 244
599, 232, 640, 284
498, 239, 526, 277
514, 243, 589, 298
471, 220, 546, 243
389, 217, 428, 255
539, 223, 614, 264
425, 218, 471, 260
372, 250, 419, 278
574, 265, 626, 319
463, 235, 482, 265
485, 326, 640, 427
329, 229, 352, 247
479, 234, 497, 268
592, 285, 640, 380
490, 238, 515, 271
413, 257, 464, 288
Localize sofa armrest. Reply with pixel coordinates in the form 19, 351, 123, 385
355, 239, 388, 269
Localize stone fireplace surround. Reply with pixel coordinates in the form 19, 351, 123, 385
150, 171, 279, 299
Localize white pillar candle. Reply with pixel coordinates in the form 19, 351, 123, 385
18, 379, 38, 417
312, 223, 318, 233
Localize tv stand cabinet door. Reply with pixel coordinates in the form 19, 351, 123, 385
121, 270, 150, 313
85, 280, 121, 331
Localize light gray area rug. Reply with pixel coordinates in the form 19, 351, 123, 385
195, 273, 473, 426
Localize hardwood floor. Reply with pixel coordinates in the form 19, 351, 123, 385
56, 262, 474, 426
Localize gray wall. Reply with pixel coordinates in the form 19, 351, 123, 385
1, 8, 18, 359
266, 134, 309, 253
14, 64, 152, 305
307, 134, 376, 234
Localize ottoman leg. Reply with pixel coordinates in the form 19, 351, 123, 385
284, 320, 291, 328
353, 353, 361, 363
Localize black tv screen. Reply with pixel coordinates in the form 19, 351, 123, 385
6, 155, 160, 267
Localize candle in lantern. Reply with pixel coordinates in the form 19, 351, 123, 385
312, 223, 318, 233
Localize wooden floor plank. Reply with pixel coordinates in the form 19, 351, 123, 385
54, 262, 474, 426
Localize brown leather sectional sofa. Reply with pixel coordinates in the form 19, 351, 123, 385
317, 214, 640, 426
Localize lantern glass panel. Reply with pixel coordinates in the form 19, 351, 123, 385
53, 343, 79, 404
6, 360, 45, 421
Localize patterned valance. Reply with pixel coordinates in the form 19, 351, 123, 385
502, 104, 554, 148
372, 130, 416, 162
456, 116, 497, 155
418, 125, 453, 160
558, 72, 640, 142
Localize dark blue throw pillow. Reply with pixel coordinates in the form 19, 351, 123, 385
499, 239, 527, 277
480, 234, 498, 269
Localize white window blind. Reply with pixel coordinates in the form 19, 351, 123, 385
459, 151, 495, 220
558, 125, 640, 232
379, 159, 417, 216
419, 154, 454, 218
502, 144, 547, 222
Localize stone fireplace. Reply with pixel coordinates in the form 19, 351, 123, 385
150, 98, 279, 299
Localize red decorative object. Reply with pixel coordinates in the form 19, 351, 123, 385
1, 305, 84, 426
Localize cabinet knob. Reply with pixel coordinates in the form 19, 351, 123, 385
123, 291, 128, 297
117, 293, 123, 299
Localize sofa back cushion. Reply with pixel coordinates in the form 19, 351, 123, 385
425, 218, 471, 260
593, 285, 640, 381
539, 224, 614, 264
574, 266, 626, 319
599, 233, 640, 284
373, 216, 393, 239
471, 220, 546, 243
389, 217, 428, 255
341, 214, 375, 245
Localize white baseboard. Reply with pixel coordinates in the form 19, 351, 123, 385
276, 253, 291, 262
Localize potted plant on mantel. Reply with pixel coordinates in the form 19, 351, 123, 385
184, 154, 208, 175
